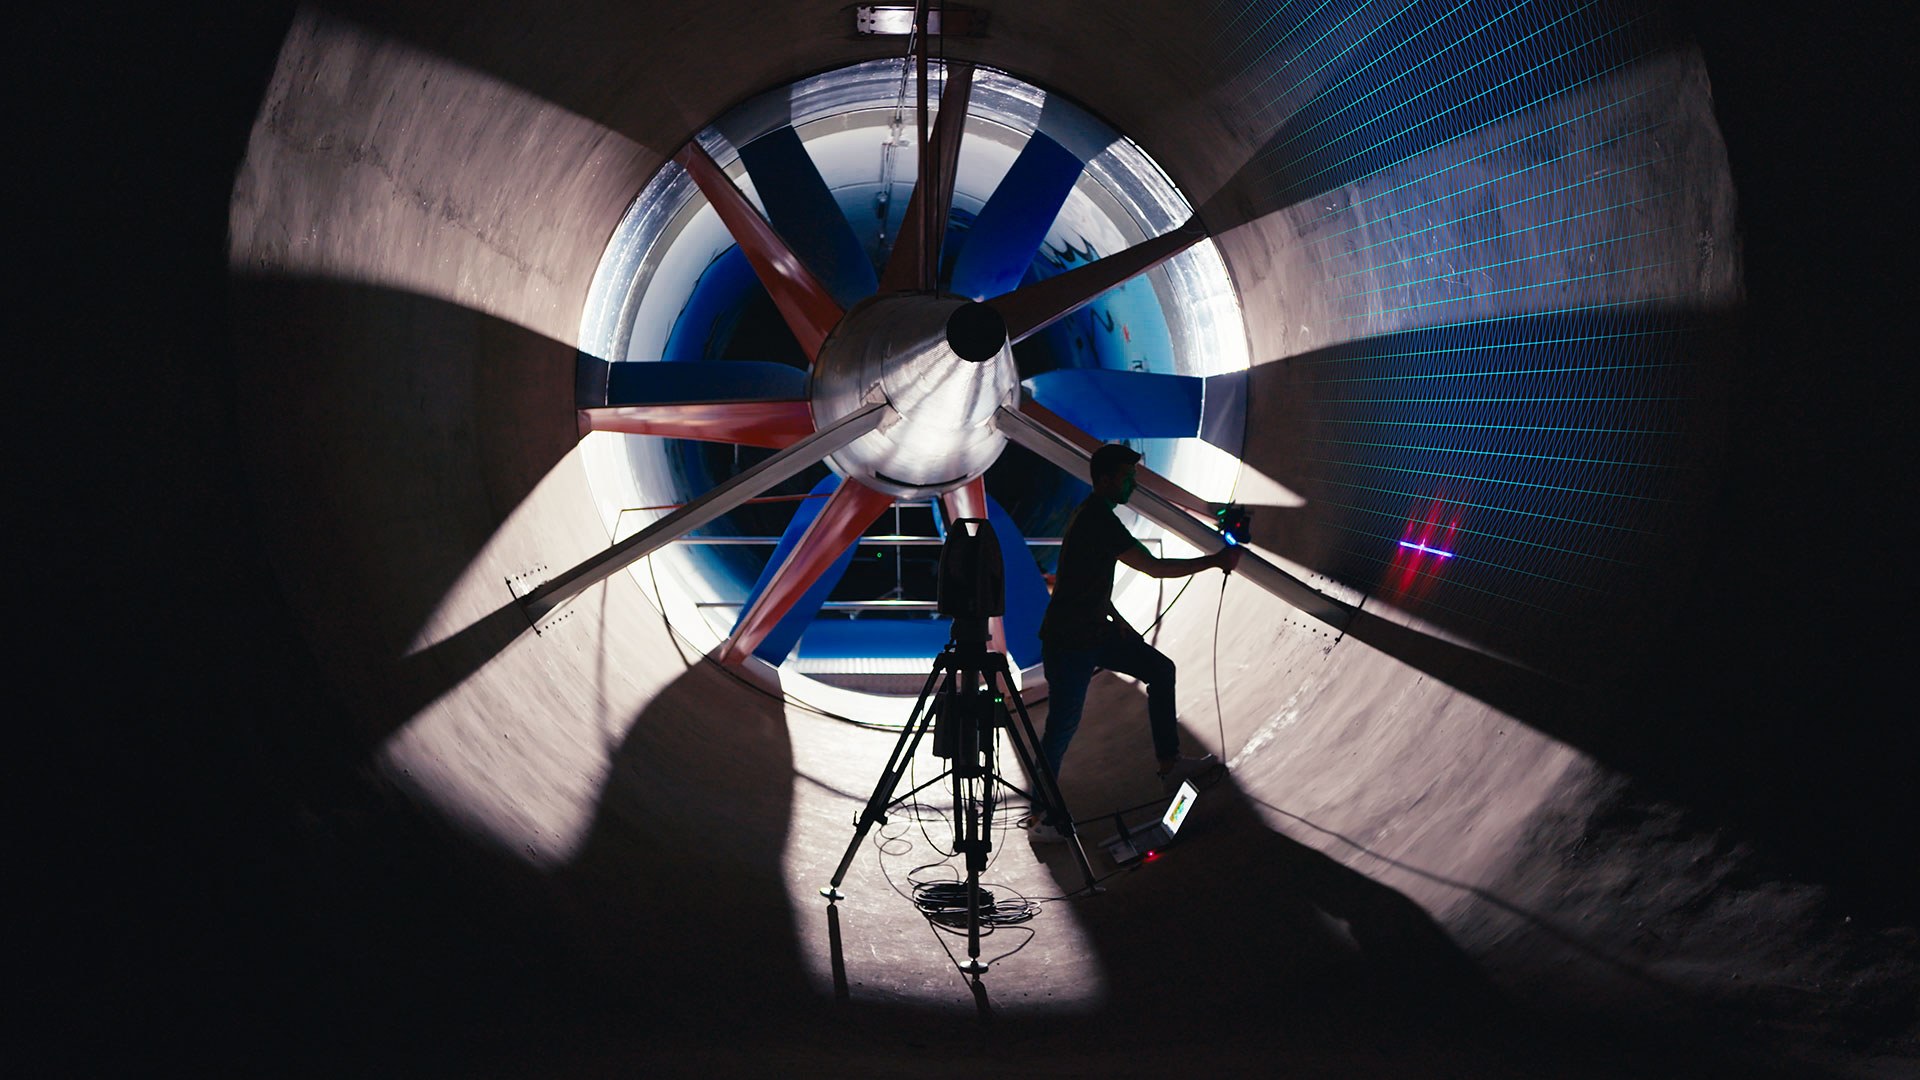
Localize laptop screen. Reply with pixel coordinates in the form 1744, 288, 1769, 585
1160, 781, 1198, 835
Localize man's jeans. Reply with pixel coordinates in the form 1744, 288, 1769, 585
1039, 633, 1179, 797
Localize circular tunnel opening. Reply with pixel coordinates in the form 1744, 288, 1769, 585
577, 60, 1250, 718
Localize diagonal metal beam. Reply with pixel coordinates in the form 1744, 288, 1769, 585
728, 473, 858, 664
674, 141, 845, 363
995, 399, 1352, 629
991, 218, 1207, 344
1014, 396, 1211, 515
879, 61, 975, 293
915, 1, 931, 285
577, 400, 815, 448
521, 401, 886, 621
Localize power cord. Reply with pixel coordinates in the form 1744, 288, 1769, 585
1210, 467, 1246, 764
871, 804, 1042, 971
1214, 570, 1229, 768
1138, 575, 1195, 639
910, 880, 1038, 930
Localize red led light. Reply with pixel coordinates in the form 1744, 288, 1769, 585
1144, 850, 1160, 861
1385, 495, 1462, 606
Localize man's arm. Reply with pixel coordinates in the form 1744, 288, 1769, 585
1117, 543, 1241, 579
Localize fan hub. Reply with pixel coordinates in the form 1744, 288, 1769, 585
810, 294, 1017, 499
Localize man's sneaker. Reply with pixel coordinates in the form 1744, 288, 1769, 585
1158, 752, 1219, 789
1026, 818, 1069, 844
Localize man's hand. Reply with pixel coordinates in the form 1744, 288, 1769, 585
1215, 546, 1243, 574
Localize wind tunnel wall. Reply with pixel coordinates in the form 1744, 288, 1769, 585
221, 0, 1779, 1047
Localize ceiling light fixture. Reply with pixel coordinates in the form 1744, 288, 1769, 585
855, 5, 988, 37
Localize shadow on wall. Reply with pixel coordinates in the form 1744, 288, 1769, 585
313, 0, 886, 154
229, 275, 578, 756
556, 659, 811, 1019
183, 659, 811, 1073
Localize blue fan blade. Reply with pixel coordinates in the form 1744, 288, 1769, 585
606, 360, 807, 405
947, 132, 1085, 300
982, 493, 1049, 668
660, 244, 761, 363
738, 126, 878, 308
1021, 369, 1204, 439
737, 474, 863, 664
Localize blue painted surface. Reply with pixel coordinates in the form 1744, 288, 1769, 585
1022, 369, 1204, 439
1013, 230, 1180, 419
948, 133, 1086, 300
662, 245, 762, 362
653, 249, 769, 593
739, 126, 879, 307
983, 494, 1049, 668
737, 473, 863, 664
607, 360, 806, 405
794, 619, 955, 661
657, 236, 815, 606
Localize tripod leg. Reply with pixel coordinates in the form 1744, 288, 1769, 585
957, 763, 981, 969
995, 714, 1049, 811
960, 676, 991, 976
822, 657, 952, 899
970, 727, 997, 975
961, 870, 987, 975
989, 656, 1101, 893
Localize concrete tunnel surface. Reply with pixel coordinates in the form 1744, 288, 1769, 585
37, 1, 1918, 1076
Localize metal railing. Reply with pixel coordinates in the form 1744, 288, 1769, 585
673, 535, 1064, 546
682, 537, 1161, 614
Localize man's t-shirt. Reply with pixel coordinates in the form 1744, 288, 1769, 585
1038, 495, 1148, 650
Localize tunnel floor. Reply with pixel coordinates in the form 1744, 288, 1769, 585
61, 607, 1907, 1077
96, 675, 1909, 1080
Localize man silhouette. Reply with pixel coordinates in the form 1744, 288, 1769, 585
1030, 444, 1239, 842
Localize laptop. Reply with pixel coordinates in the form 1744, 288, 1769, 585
1102, 780, 1199, 864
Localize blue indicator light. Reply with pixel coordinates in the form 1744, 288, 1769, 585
1398, 540, 1455, 559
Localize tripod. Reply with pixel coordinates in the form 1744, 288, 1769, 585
822, 615, 1099, 975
